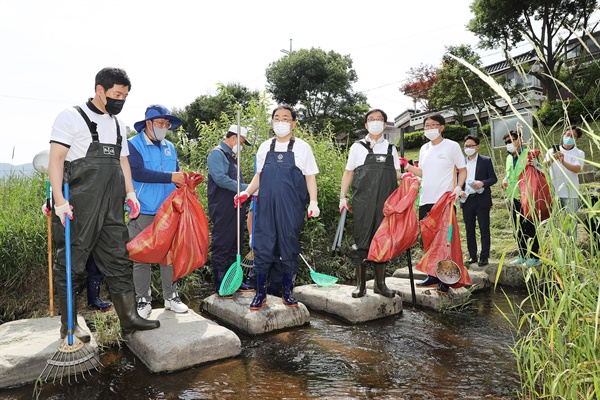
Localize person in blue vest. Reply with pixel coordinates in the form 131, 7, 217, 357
236, 105, 320, 310
128, 105, 189, 318
207, 124, 252, 296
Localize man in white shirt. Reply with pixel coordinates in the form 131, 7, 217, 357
544, 125, 585, 238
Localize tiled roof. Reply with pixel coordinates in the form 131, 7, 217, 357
485, 50, 538, 74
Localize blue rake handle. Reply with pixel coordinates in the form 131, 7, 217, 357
64, 182, 74, 346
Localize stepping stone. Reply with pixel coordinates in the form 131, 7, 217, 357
369, 277, 470, 311
293, 284, 402, 324
393, 267, 492, 291
123, 308, 241, 373
0, 316, 99, 389
200, 292, 310, 336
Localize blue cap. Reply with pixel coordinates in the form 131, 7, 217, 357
134, 104, 182, 133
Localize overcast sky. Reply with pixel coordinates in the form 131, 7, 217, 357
1, 0, 508, 166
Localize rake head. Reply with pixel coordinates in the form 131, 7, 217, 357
37, 336, 101, 386
241, 249, 254, 272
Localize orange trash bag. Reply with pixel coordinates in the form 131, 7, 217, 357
416, 192, 472, 288
127, 172, 209, 282
519, 150, 552, 221
367, 174, 421, 263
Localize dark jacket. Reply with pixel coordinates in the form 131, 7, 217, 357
461, 154, 497, 208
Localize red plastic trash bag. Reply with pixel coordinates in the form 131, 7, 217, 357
127, 172, 209, 282
519, 150, 552, 221
367, 174, 420, 262
416, 192, 472, 288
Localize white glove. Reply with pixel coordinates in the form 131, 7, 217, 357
452, 186, 462, 198
339, 198, 349, 213
126, 192, 140, 219
41, 202, 52, 217
54, 201, 73, 227
307, 200, 320, 218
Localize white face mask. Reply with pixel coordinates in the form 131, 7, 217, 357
367, 121, 384, 135
506, 143, 516, 154
151, 126, 168, 141
231, 144, 240, 154
273, 121, 291, 137
424, 128, 440, 141
464, 147, 476, 157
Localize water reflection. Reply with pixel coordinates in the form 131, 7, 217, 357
5, 287, 525, 399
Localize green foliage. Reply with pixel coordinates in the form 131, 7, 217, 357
468, 0, 598, 101
172, 82, 261, 140
265, 48, 370, 140
399, 125, 471, 150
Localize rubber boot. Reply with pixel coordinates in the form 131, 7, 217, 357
87, 280, 112, 311
352, 262, 367, 298
372, 262, 396, 298
214, 268, 232, 298
59, 295, 91, 343
250, 273, 268, 310
111, 290, 160, 333
281, 273, 298, 307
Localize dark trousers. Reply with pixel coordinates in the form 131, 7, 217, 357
418, 203, 434, 221
462, 201, 491, 259
511, 199, 539, 259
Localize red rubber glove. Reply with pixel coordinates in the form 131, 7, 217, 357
399, 157, 408, 168
234, 191, 249, 208
126, 192, 140, 219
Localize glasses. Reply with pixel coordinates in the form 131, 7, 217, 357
424, 123, 440, 129
273, 118, 293, 123
504, 140, 514, 145
464, 144, 477, 148
367, 117, 384, 122
153, 120, 172, 129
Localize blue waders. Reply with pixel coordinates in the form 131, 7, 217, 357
251, 138, 308, 309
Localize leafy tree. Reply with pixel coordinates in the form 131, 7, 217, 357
265, 48, 370, 139
399, 64, 437, 111
468, 0, 598, 101
173, 82, 260, 139
429, 44, 500, 125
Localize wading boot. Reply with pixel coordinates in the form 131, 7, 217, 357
281, 273, 298, 307
373, 262, 396, 298
352, 262, 367, 298
87, 280, 112, 311
111, 290, 160, 333
250, 273, 268, 310
59, 294, 91, 343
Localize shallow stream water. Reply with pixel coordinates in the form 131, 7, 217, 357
4, 286, 526, 399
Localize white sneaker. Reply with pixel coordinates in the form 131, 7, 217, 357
164, 295, 188, 313
137, 298, 152, 319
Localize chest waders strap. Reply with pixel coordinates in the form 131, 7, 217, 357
73, 106, 122, 146
269, 137, 295, 152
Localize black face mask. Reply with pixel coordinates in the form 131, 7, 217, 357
105, 96, 125, 115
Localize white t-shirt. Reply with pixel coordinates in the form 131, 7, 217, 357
345, 139, 400, 171
466, 154, 478, 183
256, 137, 319, 176
544, 145, 585, 198
51, 101, 129, 161
419, 138, 466, 205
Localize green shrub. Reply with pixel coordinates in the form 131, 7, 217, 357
399, 125, 471, 151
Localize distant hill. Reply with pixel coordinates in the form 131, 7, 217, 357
0, 163, 35, 179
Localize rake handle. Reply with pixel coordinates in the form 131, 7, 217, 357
64, 182, 74, 346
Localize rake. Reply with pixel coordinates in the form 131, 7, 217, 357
37, 182, 101, 387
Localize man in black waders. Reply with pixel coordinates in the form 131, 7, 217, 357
207, 125, 252, 297
339, 109, 402, 298
48, 67, 160, 342
236, 104, 320, 310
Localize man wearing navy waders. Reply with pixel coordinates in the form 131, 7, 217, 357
236, 105, 320, 310
48, 68, 159, 342
207, 125, 252, 297
339, 109, 401, 298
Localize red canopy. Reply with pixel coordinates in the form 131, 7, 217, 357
127, 172, 209, 282
367, 174, 421, 263
416, 192, 472, 288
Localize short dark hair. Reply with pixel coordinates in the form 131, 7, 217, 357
364, 109, 388, 124
568, 125, 583, 139
425, 113, 445, 126
95, 67, 131, 92
464, 135, 479, 145
272, 104, 296, 120
503, 130, 520, 141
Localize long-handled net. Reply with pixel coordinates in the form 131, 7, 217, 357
299, 253, 338, 286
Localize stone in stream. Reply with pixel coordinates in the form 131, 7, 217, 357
0, 315, 99, 389
200, 291, 310, 336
